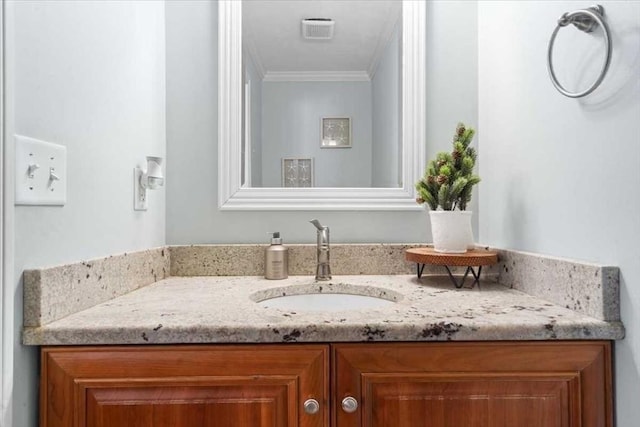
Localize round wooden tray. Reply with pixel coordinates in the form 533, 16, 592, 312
405, 247, 498, 266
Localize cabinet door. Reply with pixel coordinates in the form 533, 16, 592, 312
41, 345, 328, 427
333, 342, 612, 427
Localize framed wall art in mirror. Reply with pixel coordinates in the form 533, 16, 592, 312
282, 158, 314, 188
218, 0, 425, 210
321, 118, 351, 148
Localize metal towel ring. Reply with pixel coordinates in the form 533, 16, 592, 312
547, 5, 612, 98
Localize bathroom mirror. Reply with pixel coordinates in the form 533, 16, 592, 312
219, 0, 425, 210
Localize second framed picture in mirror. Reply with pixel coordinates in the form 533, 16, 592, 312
321, 117, 351, 148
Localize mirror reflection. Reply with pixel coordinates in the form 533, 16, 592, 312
242, 0, 402, 188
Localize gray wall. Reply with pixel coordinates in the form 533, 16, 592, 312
424, 1, 479, 238
372, 22, 401, 188
166, 0, 479, 245
261, 81, 372, 187
244, 54, 263, 187
7, 1, 166, 425
478, 1, 640, 426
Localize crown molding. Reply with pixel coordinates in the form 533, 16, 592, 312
368, 9, 402, 79
243, 35, 266, 81
263, 71, 371, 82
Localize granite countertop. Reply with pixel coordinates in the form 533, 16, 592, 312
23, 274, 624, 345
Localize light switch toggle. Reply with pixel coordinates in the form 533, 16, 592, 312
27, 163, 40, 178
49, 168, 60, 182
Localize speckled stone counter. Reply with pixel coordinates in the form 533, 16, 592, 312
24, 247, 169, 327
22, 275, 624, 345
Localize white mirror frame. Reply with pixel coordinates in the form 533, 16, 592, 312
218, 0, 425, 210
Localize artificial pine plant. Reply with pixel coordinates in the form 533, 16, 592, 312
416, 123, 480, 211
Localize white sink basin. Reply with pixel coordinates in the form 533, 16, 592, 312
251, 282, 402, 311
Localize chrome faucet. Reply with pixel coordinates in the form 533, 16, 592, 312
310, 219, 331, 280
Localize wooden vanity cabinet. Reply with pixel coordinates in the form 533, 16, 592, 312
40, 345, 328, 427
41, 341, 612, 427
333, 342, 612, 427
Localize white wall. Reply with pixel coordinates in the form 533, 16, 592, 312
478, 2, 640, 426
261, 81, 372, 187
6, 1, 166, 425
166, 0, 478, 245
372, 22, 401, 188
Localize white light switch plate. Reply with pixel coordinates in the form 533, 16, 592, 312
15, 135, 67, 206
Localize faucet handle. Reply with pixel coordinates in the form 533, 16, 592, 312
310, 219, 323, 230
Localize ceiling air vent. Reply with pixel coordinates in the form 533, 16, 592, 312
301, 18, 334, 40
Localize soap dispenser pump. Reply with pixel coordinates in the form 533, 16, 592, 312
265, 232, 288, 280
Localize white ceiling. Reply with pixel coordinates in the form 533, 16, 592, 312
243, 0, 402, 80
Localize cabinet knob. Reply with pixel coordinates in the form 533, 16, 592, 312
303, 398, 320, 415
341, 396, 358, 413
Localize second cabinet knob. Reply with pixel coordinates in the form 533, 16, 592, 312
341, 396, 358, 413
304, 398, 320, 415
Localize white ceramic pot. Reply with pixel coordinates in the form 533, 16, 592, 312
429, 210, 473, 253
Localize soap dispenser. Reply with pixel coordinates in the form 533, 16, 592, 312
265, 232, 288, 279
